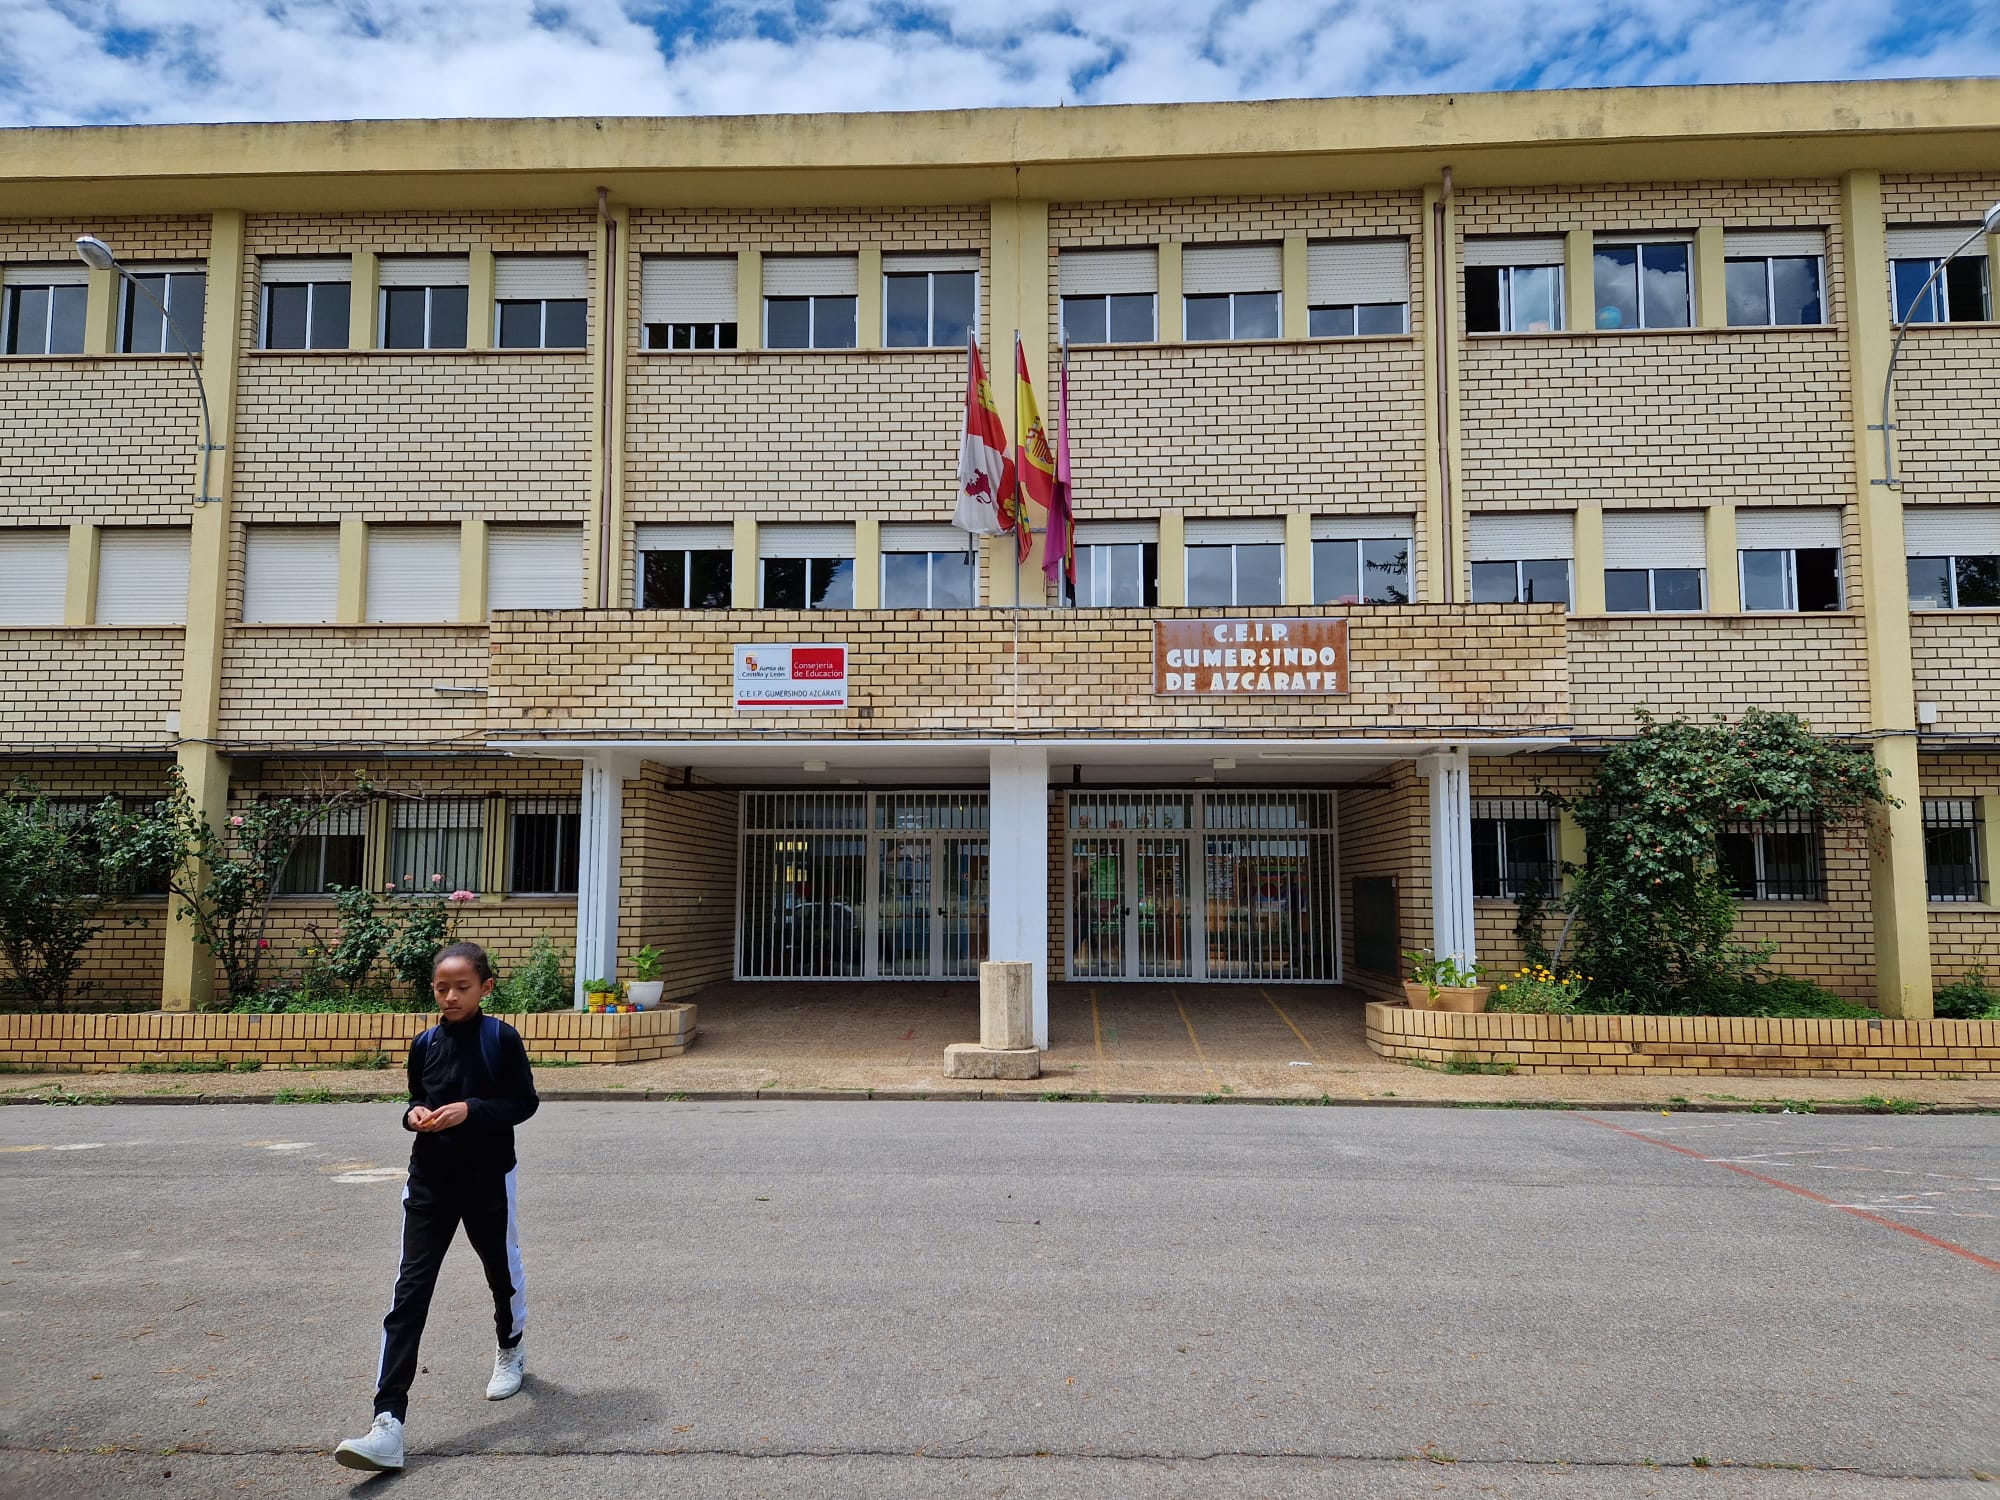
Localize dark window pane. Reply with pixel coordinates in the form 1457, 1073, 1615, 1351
497, 300, 541, 347
429, 285, 468, 348
884, 274, 930, 347
1944, 256, 1990, 322
1640, 243, 1690, 328
1906, 556, 1953, 609
1310, 304, 1355, 338
168, 272, 205, 352
1593, 245, 1638, 329
1510, 265, 1561, 331
1108, 293, 1154, 343
1741, 548, 1788, 611
716, 322, 738, 349
765, 297, 809, 348
510, 813, 579, 894
1957, 554, 2000, 607
323, 834, 365, 891
264, 283, 308, 348
644, 322, 670, 350
931, 548, 974, 607
382, 286, 427, 348
1725, 259, 1770, 326
48, 284, 86, 353
1361, 538, 1409, 604
1356, 302, 1405, 335
124, 274, 167, 352
810, 556, 854, 608
1504, 819, 1554, 894
1234, 291, 1280, 339
543, 299, 587, 347
1719, 831, 1758, 898
1061, 296, 1106, 345
1893, 260, 1938, 324
1795, 548, 1842, 611
1520, 558, 1570, 607
1464, 266, 1501, 333
1313, 540, 1360, 604
1654, 568, 1703, 610
813, 296, 856, 349
1605, 569, 1650, 612
1080, 542, 1153, 607
1235, 543, 1283, 604
1769, 257, 1821, 325
1186, 546, 1232, 606
308, 282, 349, 349
881, 550, 928, 606
5, 287, 43, 352
1472, 819, 1502, 898
1470, 561, 1518, 603
641, 550, 688, 609
763, 557, 807, 608
688, 549, 732, 607
277, 839, 318, 895
932, 272, 975, 349
1924, 825, 1979, 900
1185, 295, 1229, 341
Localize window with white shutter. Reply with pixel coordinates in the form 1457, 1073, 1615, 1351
1724, 229, 1826, 327
763, 256, 859, 349
1604, 510, 1706, 612
95, 528, 191, 625
883, 253, 978, 349
760, 523, 855, 608
242, 525, 339, 624
1058, 248, 1158, 345
2, 265, 88, 355
1307, 239, 1409, 337
1310, 515, 1412, 606
641, 256, 739, 350
1887, 226, 1992, 324
494, 255, 589, 349
116, 265, 207, 355
1463, 237, 1565, 334
1067, 521, 1158, 608
1905, 505, 2000, 610
1468, 512, 1574, 609
635, 523, 735, 609
1183, 244, 1282, 342
259, 256, 352, 350
366, 526, 461, 623
1737, 508, 1843, 612
378, 256, 470, 350
0, 528, 68, 625
488, 524, 583, 612
1593, 233, 1693, 330
880, 523, 977, 607
1185, 517, 1284, 606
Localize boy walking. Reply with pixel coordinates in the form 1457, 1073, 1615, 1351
335, 941, 539, 1473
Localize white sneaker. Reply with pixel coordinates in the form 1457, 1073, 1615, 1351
486, 1340, 526, 1400
333, 1413, 404, 1472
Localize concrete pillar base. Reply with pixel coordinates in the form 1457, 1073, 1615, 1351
944, 1043, 1041, 1080
979, 960, 1034, 1050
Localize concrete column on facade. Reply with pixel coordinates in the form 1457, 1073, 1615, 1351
1157, 241, 1184, 343
856, 248, 883, 350
1157, 511, 1187, 606
347, 249, 377, 350
1420, 180, 1463, 604
853, 517, 881, 608
1283, 512, 1313, 605
1705, 504, 1740, 613
1981, 796, 2000, 906
1564, 229, 1595, 334
82, 266, 118, 355
1841, 168, 1932, 1017
459, 517, 488, 622
735, 250, 763, 350
466, 248, 495, 351
1573, 503, 1607, 614
988, 746, 1050, 1048
574, 757, 630, 1007
987, 194, 1053, 607
587, 202, 632, 610
336, 517, 368, 623
64, 523, 99, 627
1418, 747, 1476, 964
163, 208, 247, 1011
1694, 224, 1729, 328
732, 517, 758, 606
1281, 234, 1309, 340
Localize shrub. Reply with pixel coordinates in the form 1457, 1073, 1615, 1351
490, 935, 573, 1015
0, 788, 161, 1010
1575, 968, 1874, 1020
1934, 969, 2000, 1021
1488, 965, 1587, 1014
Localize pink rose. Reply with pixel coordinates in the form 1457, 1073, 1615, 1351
229, 815, 244, 827
448, 890, 476, 903
431, 874, 443, 883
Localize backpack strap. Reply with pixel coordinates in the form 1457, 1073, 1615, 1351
478, 1014, 504, 1086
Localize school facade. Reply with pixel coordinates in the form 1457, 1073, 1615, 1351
1, 81, 1996, 1038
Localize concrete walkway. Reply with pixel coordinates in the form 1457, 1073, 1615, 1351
5, 983, 1997, 1111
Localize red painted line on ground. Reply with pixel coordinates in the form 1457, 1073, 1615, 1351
1576, 1114, 2000, 1273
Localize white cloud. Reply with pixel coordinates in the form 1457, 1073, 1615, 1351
0, 0, 1993, 127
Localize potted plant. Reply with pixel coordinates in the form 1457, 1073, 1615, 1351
1403, 950, 1492, 1013
582, 977, 621, 1014
626, 944, 665, 1010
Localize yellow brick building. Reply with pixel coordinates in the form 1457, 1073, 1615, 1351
2, 81, 1996, 1036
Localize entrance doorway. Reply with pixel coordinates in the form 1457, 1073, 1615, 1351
1066, 791, 1338, 983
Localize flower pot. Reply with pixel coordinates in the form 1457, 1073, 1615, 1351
1402, 982, 1492, 1013
627, 980, 665, 1010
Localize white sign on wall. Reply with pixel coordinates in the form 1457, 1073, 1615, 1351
733, 644, 849, 710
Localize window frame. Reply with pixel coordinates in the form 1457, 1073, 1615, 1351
1058, 292, 1157, 346
1738, 546, 1843, 613
507, 797, 582, 896
1306, 302, 1408, 338
386, 798, 486, 896
1185, 540, 1286, 608
494, 296, 588, 350
1592, 238, 1693, 330
1921, 799, 1987, 904
1604, 566, 1707, 614
260, 279, 351, 350
1724, 253, 1826, 328
118, 269, 207, 354
880, 547, 976, 608
1464, 262, 1565, 335
1718, 818, 1826, 903
1066, 541, 1159, 608
1906, 554, 2000, 610
760, 554, 856, 610
1891, 255, 1992, 325
882, 268, 977, 350
2, 280, 89, 356
643, 320, 737, 351
1310, 536, 1412, 606
276, 811, 369, 897
762, 294, 858, 350
638, 546, 734, 609
1470, 800, 1560, 901
1182, 289, 1281, 343
378, 281, 469, 351
1469, 557, 1572, 609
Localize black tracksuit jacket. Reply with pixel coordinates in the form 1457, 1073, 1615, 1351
400, 1011, 540, 1180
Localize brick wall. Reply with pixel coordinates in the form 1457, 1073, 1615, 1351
621, 765, 738, 999
1894, 333, 2000, 501
1919, 750, 2000, 985
217, 626, 489, 742
1567, 615, 1870, 736
1, 364, 208, 522
0, 629, 184, 750
1910, 615, 2000, 735
1337, 762, 1430, 1001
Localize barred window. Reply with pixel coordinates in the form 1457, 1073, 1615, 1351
1923, 799, 1987, 903
508, 797, 580, 895
278, 804, 368, 896
1719, 816, 1825, 901
388, 798, 484, 895
1471, 799, 1558, 900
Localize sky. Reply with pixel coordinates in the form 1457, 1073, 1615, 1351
0, 0, 1995, 128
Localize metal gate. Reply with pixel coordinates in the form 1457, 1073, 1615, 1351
739, 792, 989, 980
1066, 791, 1338, 983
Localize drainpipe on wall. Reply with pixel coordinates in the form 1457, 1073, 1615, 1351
1432, 167, 1456, 603
596, 185, 618, 609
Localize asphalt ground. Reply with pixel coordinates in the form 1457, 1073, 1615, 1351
1, 1101, 1995, 1499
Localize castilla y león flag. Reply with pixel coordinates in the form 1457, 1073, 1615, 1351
954, 334, 1014, 538
1002, 335, 1057, 564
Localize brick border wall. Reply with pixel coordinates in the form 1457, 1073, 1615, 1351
1365, 1003, 1997, 1078
0, 1007, 696, 1072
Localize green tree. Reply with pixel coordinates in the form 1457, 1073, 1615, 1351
0, 788, 159, 1010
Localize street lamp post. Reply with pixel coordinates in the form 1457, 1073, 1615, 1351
1874, 201, 2000, 488
74, 234, 224, 503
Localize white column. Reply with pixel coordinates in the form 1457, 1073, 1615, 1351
1418, 748, 1476, 964
988, 746, 1050, 1048
574, 756, 627, 1008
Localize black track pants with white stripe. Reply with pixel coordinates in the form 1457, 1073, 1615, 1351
374, 1168, 525, 1421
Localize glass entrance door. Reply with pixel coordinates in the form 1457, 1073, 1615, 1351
876, 836, 933, 977
1069, 837, 1126, 979
1136, 837, 1195, 978
940, 836, 989, 978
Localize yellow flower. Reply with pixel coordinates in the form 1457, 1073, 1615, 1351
1497, 984, 1509, 992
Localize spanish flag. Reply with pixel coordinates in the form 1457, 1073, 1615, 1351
1002, 335, 1057, 564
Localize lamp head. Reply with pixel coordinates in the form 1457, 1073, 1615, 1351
1985, 203, 2000, 235
74, 235, 117, 271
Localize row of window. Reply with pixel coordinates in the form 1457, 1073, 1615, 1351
6, 223, 1987, 356
280, 796, 580, 896
1474, 799, 1989, 904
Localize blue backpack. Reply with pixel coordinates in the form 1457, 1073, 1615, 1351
414, 1013, 506, 1089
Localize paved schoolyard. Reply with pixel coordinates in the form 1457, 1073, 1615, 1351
1, 1101, 1995, 1498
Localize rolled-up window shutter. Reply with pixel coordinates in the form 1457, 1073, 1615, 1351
1603, 511, 1707, 569
641, 257, 737, 323
0, 528, 68, 625
376, 255, 470, 288
310, 804, 367, 837
879, 523, 966, 552
1904, 505, 2000, 556
1185, 517, 1284, 545
759, 523, 855, 559
260, 256, 352, 284
1182, 244, 1282, 295
1468, 512, 1575, 562
1462, 236, 1564, 269
493, 255, 588, 300
1307, 240, 1409, 305
2, 264, 89, 287
242, 525, 338, 624
884, 252, 980, 274
1596, 231, 1694, 246
487, 524, 583, 610
393, 797, 484, 830
1886, 226, 1984, 260
95, 527, 191, 625
763, 256, 858, 297
1074, 520, 1158, 546
1724, 229, 1826, 258
366, 525, 461, 623
636, 523, 734, 552
1735, 508, 1842, 551
1058, 248, 1158, 296
1310, 514, 1415, 542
